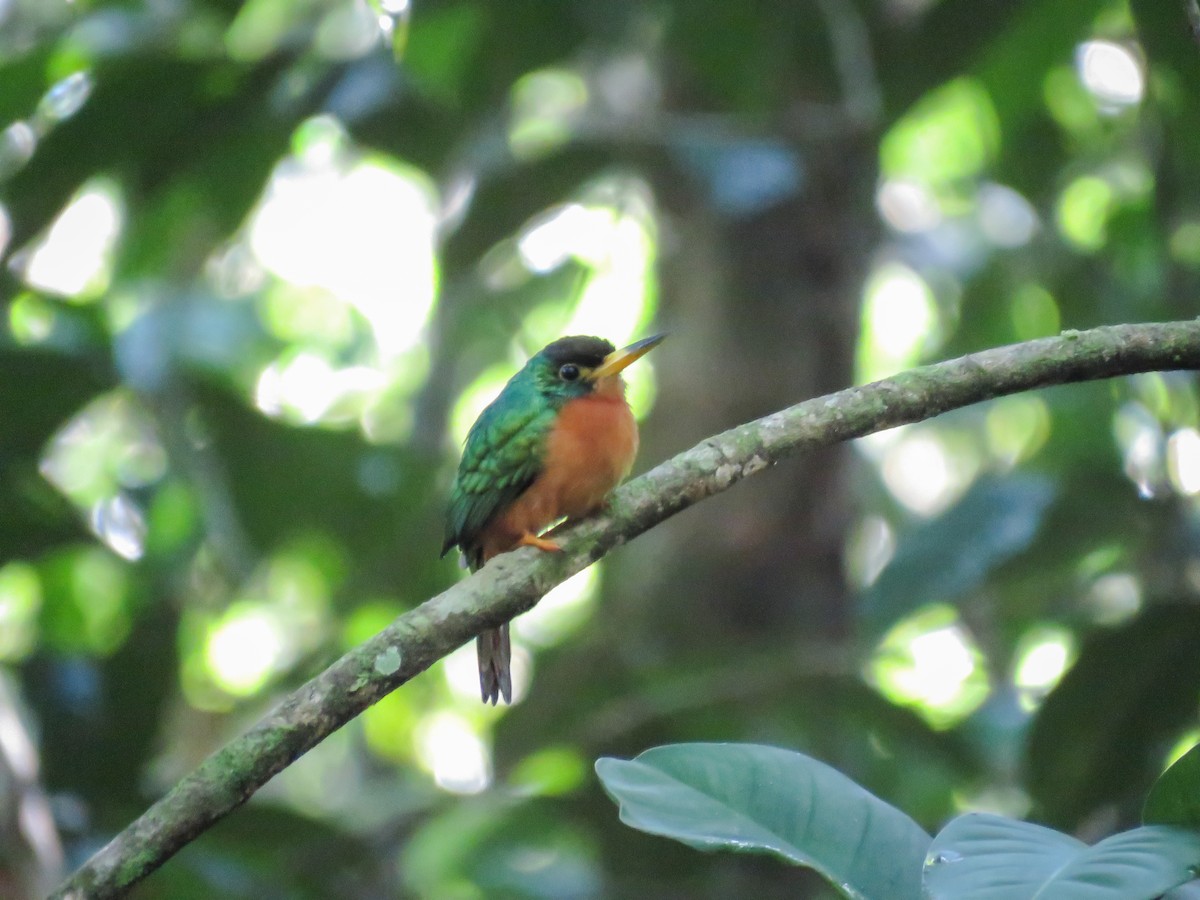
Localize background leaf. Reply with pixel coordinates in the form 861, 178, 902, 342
1027, 606, 1200, 828
1147, 743, 1200, 830
860, 474, 1055, 635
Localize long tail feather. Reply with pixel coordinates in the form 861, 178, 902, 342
477, 624, 512, 704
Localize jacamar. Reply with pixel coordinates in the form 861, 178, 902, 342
442, 333, 665, 704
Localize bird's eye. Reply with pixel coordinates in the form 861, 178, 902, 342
558, 363, 581, 382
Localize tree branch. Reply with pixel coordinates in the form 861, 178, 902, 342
52, 320, 1200, 898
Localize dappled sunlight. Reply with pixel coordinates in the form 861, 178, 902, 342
1057, 161, 1152, 254
519, 203, 606, 273
985, 396, 1051, 469
0, 121, 37, 180
1085, 571, 1142, 625
248, 117, 438, 360
880, 78, 999, 190
1076, 40, 1144, 110
18, 178, 122, 298
508, 68, 588, 160
513, 178, 659, 348
1114, 401, 1165, 498
844, 515, 895, 591
205, 604, 286, 696
362, 690, 419, 765
415, 711, 492, 794
0, 202, 10, 259
1128, 371, 1197, 424
37, 546, 132, 656
1013, 626, 1075, 712
273, 727, 359, 818
185, 548, 335, 707
1009, 283, 1060, 341
515, 565, 599, 647
565, 213, 655, 339
976, 183, 1038, 248
443, 643, 487, 703
856, 262, 939, 383
8, 293, 57, 344
876, 179, 942, 234
89, 493, 147, 561
508, 745, 588, 797
5, 0, 1199, 893
0, 68, 92, 181
866, 425, 980, 517
40, 390, 167, 559
255, 352, 387, 426
1167, 428, 1200, 495
1056, 175, 1112, 252
867, 605, 990, 729
0, 563, 42, 661
234, 115, 442, 437
226, 0, 381, 62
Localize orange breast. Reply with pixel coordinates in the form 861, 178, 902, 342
479, 377, 638, 559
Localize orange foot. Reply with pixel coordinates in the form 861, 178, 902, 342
518, 532, 562, 553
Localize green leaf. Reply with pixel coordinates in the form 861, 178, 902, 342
861, 474, 1055, 635
1027, 606, 1200, 828
1147, 743, 1200, 829
924, 813, 1200, 899
595, 743, 930, 900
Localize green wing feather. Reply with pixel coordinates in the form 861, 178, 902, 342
442, 384, 556, 564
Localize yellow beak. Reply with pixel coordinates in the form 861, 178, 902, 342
588, 333, 667, 380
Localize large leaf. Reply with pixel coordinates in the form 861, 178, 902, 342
595, 743, 930, 900
924, 813, 1200, 900
860, 474, 1055, 635
1027, 605, 1200, 827
1147, 743, 1200, 829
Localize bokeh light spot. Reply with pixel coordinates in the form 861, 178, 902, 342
1076, 40, 1144, 109
19, 178, 123, 298
986, 395, 1051, 467
415, 711, 491, 794
877, 427, 978, 516
205, 604, 285, 696
1167, 428, 1200, 496
508, 68, 588, 160
248, 116, 439, 360
876, 179, 942, 233
1009, 283, 1060, 341
1013, 626, 1075, 712
880, 78, 999, 186
868, 605, 990, 729
857, 263, 938, 383
1057, 175, 1112, 252
0, 563, 42, 661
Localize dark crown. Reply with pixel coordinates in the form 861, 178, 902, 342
540, 335, 614, 368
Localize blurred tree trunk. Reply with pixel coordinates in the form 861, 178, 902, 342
635, 139, 872, 661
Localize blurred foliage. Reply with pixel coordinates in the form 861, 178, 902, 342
0, 0, 1199, 897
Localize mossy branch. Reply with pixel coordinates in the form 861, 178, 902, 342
51, 320, 1200, 898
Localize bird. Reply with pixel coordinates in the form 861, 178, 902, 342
442, 333, 665, 704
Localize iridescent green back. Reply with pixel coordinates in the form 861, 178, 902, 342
442, 372, 556, 568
